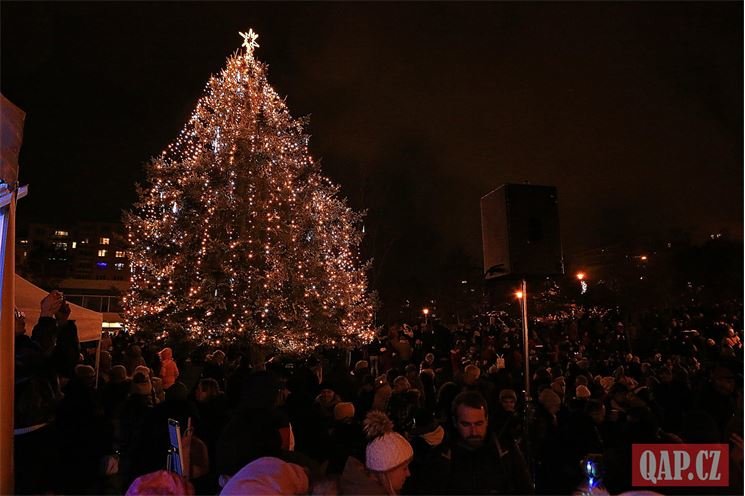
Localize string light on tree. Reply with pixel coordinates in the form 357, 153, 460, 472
124, 29, 374, 352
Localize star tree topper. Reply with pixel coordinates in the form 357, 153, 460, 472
239, 29, 260, 59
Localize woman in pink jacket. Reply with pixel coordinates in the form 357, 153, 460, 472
158, 347, 179, 390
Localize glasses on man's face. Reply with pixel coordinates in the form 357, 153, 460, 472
14, 309, 25, 320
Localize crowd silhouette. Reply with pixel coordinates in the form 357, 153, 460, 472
13, 290, 743, 495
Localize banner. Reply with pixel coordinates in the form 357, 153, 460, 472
0, 94, 26, 185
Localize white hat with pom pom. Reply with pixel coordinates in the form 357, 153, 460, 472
363, 411, 413, 472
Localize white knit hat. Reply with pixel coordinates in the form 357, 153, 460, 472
220, 457, 308, 496
364, 411, 413, 473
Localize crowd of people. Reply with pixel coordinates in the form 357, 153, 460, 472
12, 289, 744, 495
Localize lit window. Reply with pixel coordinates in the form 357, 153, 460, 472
72, 241, 77, 249
98, 249, 107, 257
114, 262, 125, 271
97, 262, 108, 269
115, 251, 126, 258
54, 242, 68, 251
20, 239, 28, 245
54, 230, 69, 237
100, 237, 110, 245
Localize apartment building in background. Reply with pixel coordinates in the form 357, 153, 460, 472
17, 221, 130, 329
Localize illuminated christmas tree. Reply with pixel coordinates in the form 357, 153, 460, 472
124, 30, 373, 352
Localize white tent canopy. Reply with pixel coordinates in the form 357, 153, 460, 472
15, 274, 102, 342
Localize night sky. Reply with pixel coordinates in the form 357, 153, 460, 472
2, 2, 742, 307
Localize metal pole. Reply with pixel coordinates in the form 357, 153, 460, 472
520, 278, 536, 491
0, 195, 17, 494
521, 278, 531, 401
94, 337, 102, 390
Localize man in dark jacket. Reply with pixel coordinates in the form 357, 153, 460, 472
444, 391, 533, 494
14, 304, 60, 495
404, 409, 450, 495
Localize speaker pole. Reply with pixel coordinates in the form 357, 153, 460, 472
520, 278, 531, 401
519, 277, 536, 490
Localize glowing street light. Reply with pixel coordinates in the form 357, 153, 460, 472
514, 279, 531, 402
422, 307, 430, 324
576, 272, 588, 296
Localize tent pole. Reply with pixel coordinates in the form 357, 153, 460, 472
94, 338, 102, 389
0, 195, 17, 493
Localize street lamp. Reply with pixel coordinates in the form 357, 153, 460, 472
514, 279, 535, 493
576, 271, 588, 296
422, 307, 429, 324
514, 282, 531, 403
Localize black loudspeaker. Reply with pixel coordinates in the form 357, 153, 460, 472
481, 184, 564, 278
